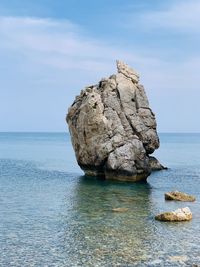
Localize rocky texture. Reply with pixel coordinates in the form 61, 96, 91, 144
67, 60, 164, 182
165, 191, 196, 202
149, 156, 167, 171
155, 207, 192, 222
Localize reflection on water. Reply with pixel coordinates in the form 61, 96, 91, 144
63, 177, 153, 266
1, 133, 200, 266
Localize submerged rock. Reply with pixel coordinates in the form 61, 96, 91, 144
67, 60, 164, 182
169, 255, 189, 263
155, 207, 192, 222
165, 191, 196, 202
112, 207, 129, 212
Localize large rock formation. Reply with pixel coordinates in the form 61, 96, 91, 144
67, 61, 164, 182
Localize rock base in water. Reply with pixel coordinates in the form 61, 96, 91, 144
155, 207, 192, 222
149, 156, 167, 171
165, 191, 196, 202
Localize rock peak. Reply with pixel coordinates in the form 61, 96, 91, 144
116, 60, 139, 83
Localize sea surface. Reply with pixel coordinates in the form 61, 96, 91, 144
0, 132, 200, 266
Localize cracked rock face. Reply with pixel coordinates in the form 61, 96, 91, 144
67, 61, 162, 182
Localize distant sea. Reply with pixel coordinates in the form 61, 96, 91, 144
0, 132, 200, 266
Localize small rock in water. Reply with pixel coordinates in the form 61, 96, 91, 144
112, 207, 129, 212
165, 191, 196, 202
155, 207, 192, 222
169, 255, 189, 263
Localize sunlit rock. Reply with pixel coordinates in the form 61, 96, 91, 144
155, 207, 192, 222
67, 61, 164, 181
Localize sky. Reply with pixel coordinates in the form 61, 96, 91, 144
0, 0, 200, 132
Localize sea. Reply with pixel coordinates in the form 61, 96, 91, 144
0, 132, 200, 266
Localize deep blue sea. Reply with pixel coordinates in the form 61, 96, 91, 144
0, 133, 200, 266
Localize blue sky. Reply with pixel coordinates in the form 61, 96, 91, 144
0, 0, 200, 132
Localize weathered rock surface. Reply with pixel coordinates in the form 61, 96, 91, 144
165, 191, 196, 202
149, 156, 167, 171
67, 60, 164, 181
155, 207, 192, 222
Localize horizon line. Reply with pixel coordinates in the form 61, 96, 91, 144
1, 131, 200, 134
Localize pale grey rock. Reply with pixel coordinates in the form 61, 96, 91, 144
67, 61, 163, 182
116, 60, 139, 83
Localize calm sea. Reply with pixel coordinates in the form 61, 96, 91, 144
0, 133, 200, 266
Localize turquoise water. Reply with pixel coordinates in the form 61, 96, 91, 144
0, 133, 200, 266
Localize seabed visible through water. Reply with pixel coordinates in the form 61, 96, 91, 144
0, 133, 200, 266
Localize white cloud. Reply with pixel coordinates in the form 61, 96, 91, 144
0, 16, 148, 74
0, 15, 200, 131
139, 1, 200, 33
0, 17, 169, 72
1, 15, 200, 90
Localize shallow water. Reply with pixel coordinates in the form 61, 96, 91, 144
0, 133, 200, 266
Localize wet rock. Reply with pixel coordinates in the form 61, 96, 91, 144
165, 191, 196, 202
67, 60, 164, 182
155, 207, 192, 222
149, 156, 166, 171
